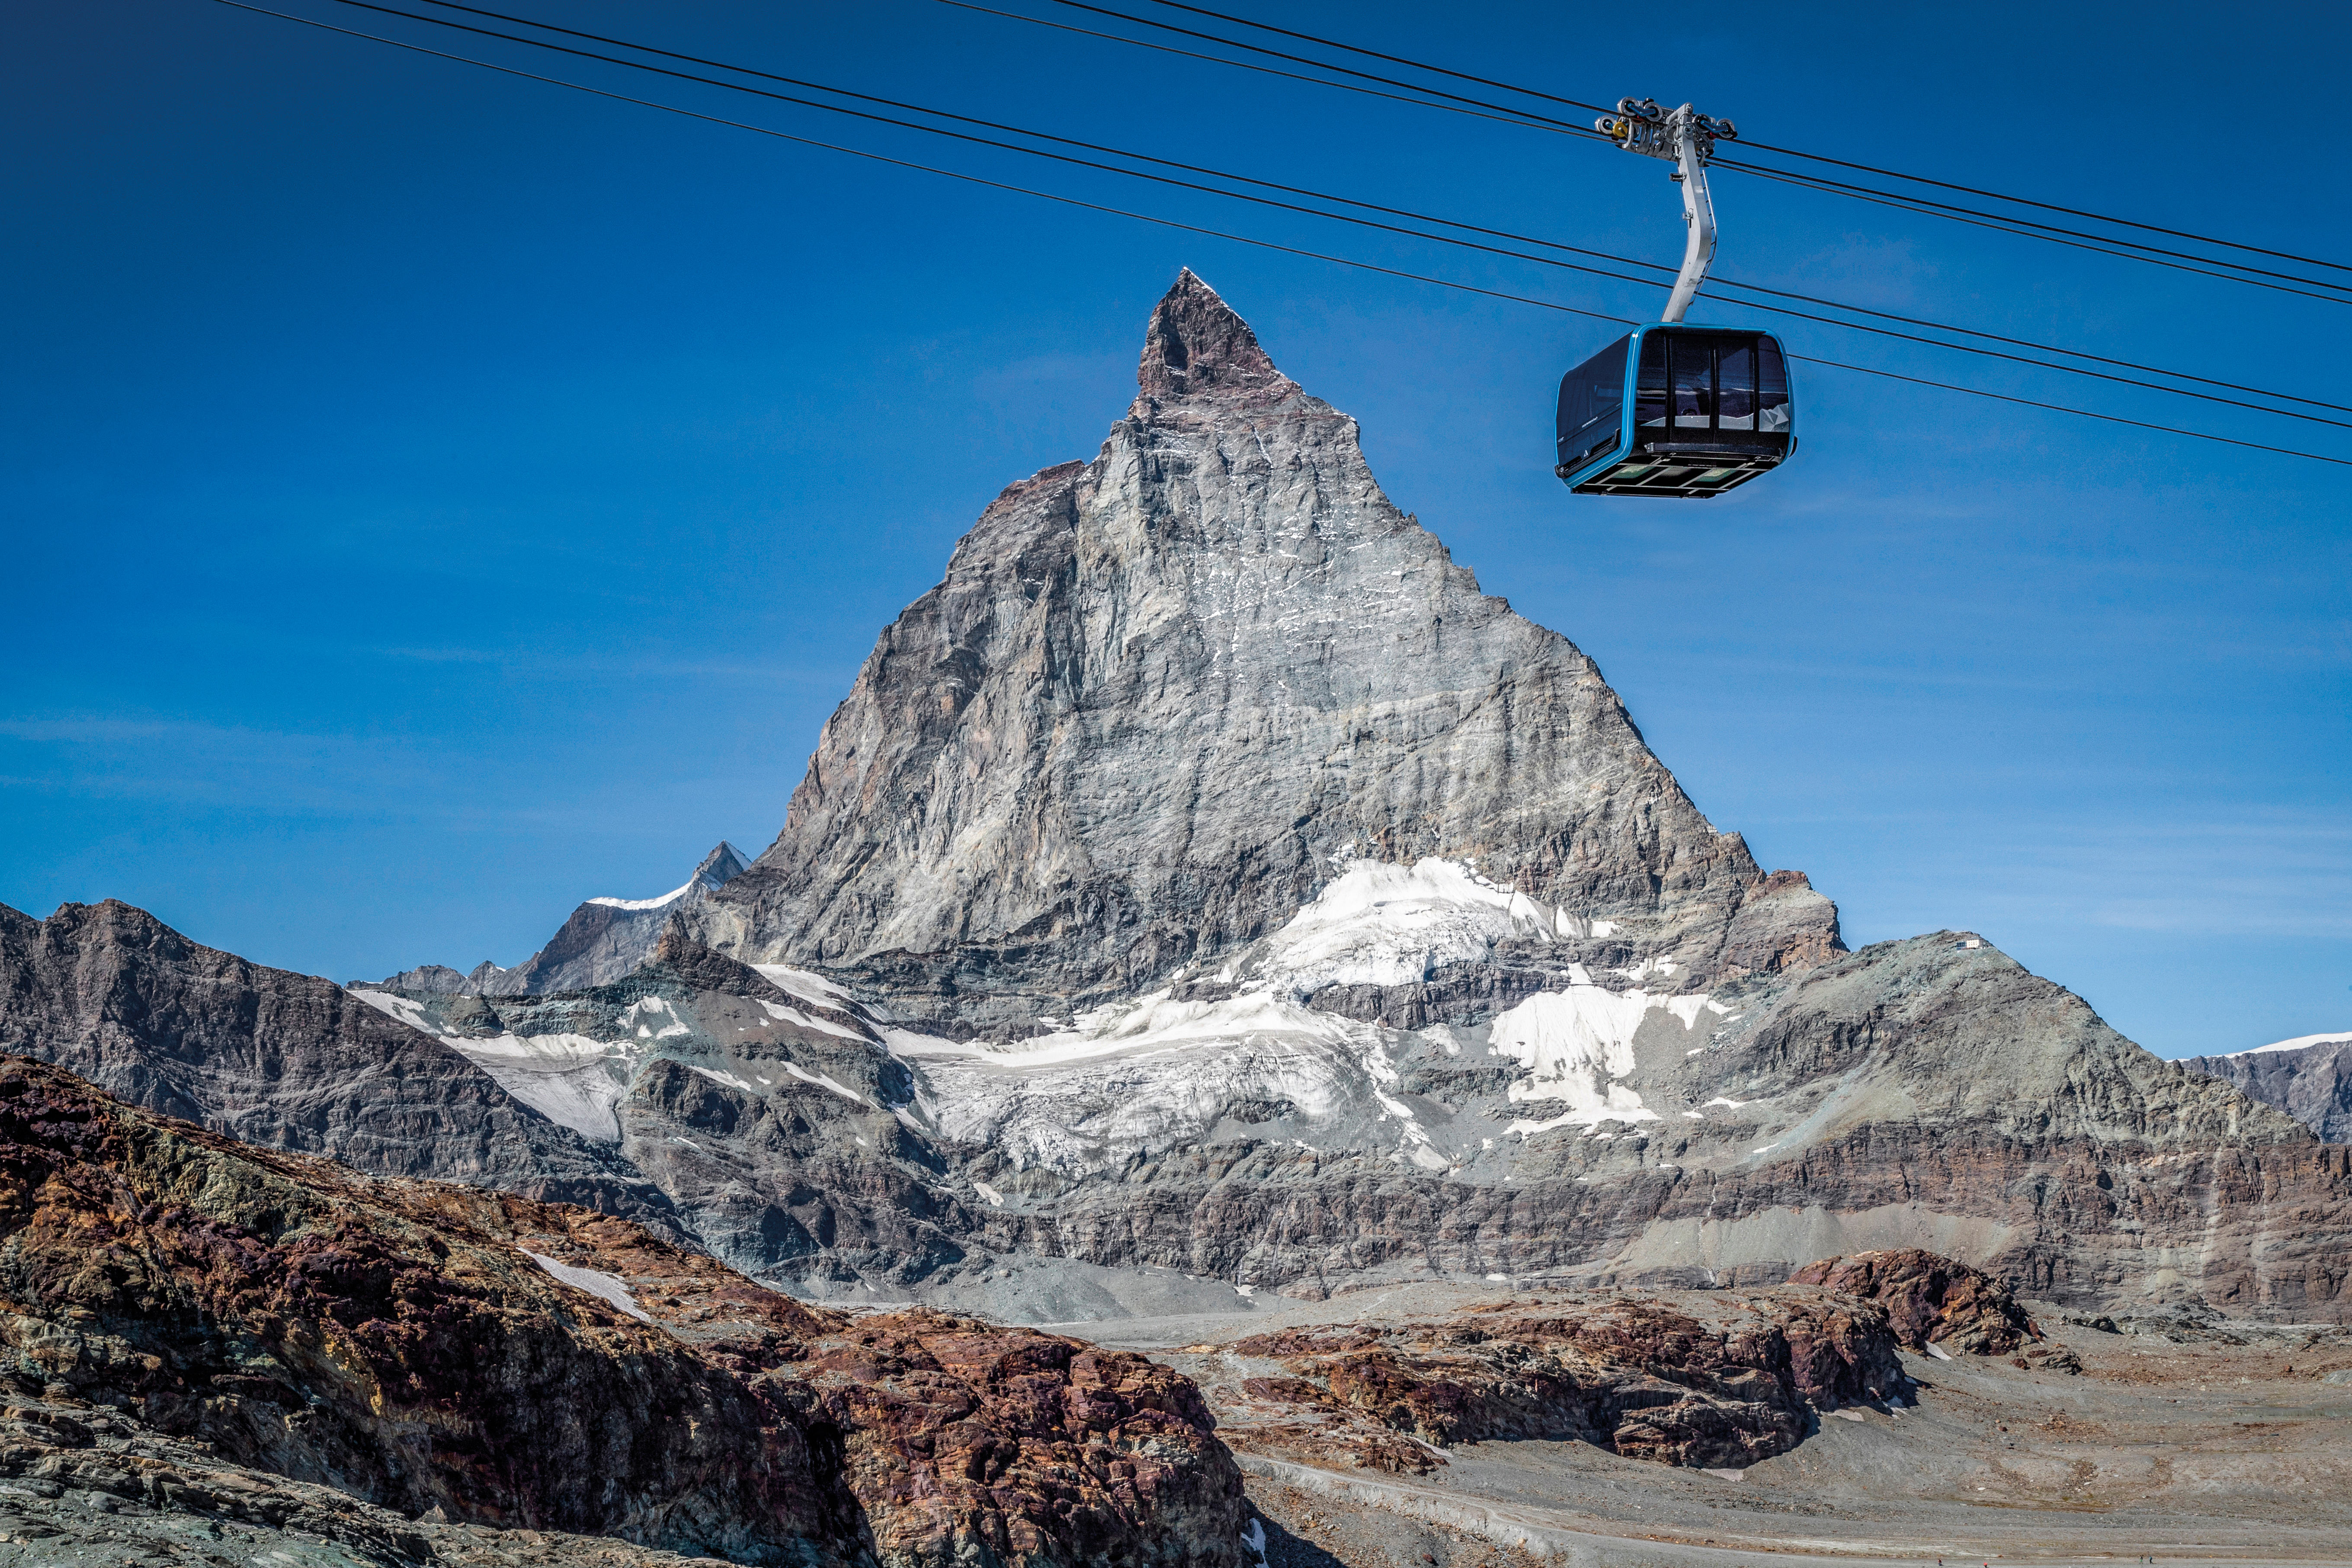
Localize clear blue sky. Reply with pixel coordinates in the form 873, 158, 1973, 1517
4, 0, 2345, 1055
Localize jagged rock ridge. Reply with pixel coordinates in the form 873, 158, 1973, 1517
382, 841, 750, 997
0, 898, 673, 1230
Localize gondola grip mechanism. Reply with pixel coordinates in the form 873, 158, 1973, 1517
1597, 99, 1737, 323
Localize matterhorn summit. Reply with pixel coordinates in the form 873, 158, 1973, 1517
688, 270, 1838, 1034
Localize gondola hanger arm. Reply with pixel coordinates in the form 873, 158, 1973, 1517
1598, 98, 1737, 322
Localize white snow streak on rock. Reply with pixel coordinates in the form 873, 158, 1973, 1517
347, 987, 436, 1033
752, 964, 854, 1005
756, 997, 861, 1039
586, 879, 699, 912
442, 1033, 636, 1141
2230, 1031, 2352, 1057
523, 1251, 651, 1321
689, 1064, 757, 1093
780, 1061, 866, 1103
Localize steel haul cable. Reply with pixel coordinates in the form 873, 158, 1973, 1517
1108, 0, 2352, 277
198, 0, 2352, 469
308, 0, 2352, 426
932, 0, 2352, 298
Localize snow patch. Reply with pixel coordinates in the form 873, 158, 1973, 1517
1489, 988, 1719, 1132
1263, 857, 1558, 991
348, 987, 435, 1033
756, 997, 862, 1039
523, 1251, 650, 1321
688, 1064, 756, 1093
2228, 1032, 2352, 1057
973, 1181, 1005, 1207
588, 879, 698, 912
780, 1060, 866, 1104
752, 964, 853, 1005
441, 1033, 635, 1141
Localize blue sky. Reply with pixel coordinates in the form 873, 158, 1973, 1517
3, 0, 2345, 1055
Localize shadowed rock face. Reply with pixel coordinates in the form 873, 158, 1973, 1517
2184, 1037, 2352, 1144
690, 270, 1839, 1033
0, 899, 674, 1231
0, 1055, 1250, 1568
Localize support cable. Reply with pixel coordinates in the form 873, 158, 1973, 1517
317, 0, 2352, 422
1113, 0, 2352, 276
197, 0, 2352, 469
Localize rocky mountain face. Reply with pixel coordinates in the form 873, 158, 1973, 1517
0, 1054, 1249, 1568
0, 898, 673, 1232
2184, 1033, 2352, 1143
687, 270, 1837, 1036
382, 843, 750, 997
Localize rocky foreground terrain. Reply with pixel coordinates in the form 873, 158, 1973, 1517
0, 1055, 1246, 1568
6, 272, 2350, 1331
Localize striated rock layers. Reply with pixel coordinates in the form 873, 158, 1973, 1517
0, 1054, 1249, 1568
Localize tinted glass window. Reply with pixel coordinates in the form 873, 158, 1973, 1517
1718, 343, 1755, 430
1635, 332, 1668, 427
1555, 335, 1629, 468
1757, 339, 1792, 434
1671, 337, 1712, 427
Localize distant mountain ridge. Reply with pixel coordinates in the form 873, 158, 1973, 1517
2184, 1032, 2352, 1144
378, 841, 750, 997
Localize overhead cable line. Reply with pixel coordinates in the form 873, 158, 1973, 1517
977, 0, 2352, 299
932, 0, 1566, 137
1715, 157, 2352, 304
1021, 0, 2352, 300
1113, 0, 2352, 277
328, 0, 2352, 425
198, 0, 2352, 470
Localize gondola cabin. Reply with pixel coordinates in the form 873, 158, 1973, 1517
1555, 325, 1794, 497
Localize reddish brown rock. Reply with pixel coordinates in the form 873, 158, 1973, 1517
0, 1056, 1246, 1568
1223, 1287, 1909, 1473
1788, 1248, 2038, 1355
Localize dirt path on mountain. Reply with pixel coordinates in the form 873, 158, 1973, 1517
1064, 1283, 2352, 1565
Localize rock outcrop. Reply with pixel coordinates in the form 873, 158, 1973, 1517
1786, 1248, 2037, 1354
0, 1054, 1250, 1567
2184, 1034, 2352, 1144
1218, 1286, 1910, 1473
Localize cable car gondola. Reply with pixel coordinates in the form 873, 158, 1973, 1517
1555, 324, 1794, 497
1556, 98, 1798, 500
